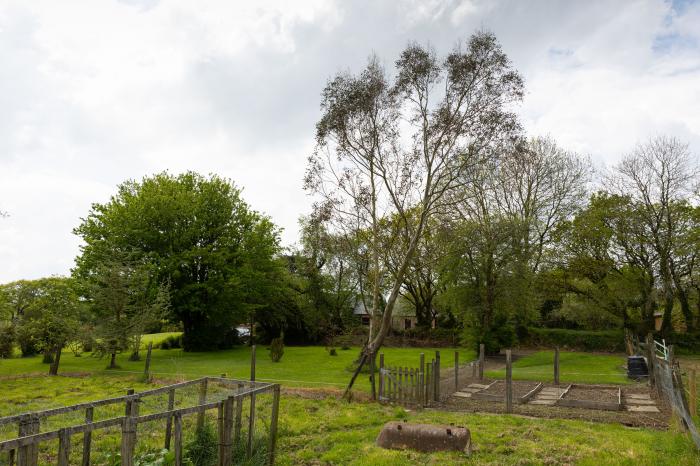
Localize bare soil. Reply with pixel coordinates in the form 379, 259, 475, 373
564, 386, 619, 403
443, 382, 669, 429
478, 380, 540, 398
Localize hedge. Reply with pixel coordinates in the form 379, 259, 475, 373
522, 327, 625, 352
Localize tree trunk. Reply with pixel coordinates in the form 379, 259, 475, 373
49, 346, 62, 376
109, 352, 117, 369
641, 272, 656, 334
677, 287, 693, 333
660, 279, 674, 336
342, 209, 428, 397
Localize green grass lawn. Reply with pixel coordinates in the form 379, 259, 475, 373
486, 350, 629, 385
0, 336, 470, 393
0, 374, 697, 465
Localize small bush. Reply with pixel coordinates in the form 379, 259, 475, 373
469, 318, 516, 355
15, 325, 38, 357
0, 325, 14, 358
269, 336, 284, 362
232, 435, 268, 466
158, 335, 183, 350
185, 423, 217, 466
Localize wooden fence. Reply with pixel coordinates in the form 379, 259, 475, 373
0, 376, 280, 466
378, 351, 480, 407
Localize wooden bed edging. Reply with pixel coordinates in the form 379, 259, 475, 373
555, 384, 622, 411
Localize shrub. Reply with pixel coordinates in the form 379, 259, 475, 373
269, 336, 284, 362
523, 327, 625, 352
0, 325, 14, 358
184, 423, 217, 466
158, 334, 183, 350
666, 332, 700, 353
15, 325, 38, 357
469, 317, 516, 355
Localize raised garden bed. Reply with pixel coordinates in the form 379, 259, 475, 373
471, 380, 543, 404
556, 384, 622, 411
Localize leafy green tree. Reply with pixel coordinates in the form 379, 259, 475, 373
86, 257, 170, 368
0, 280, 42, 322
74, 172, 281, 351
307, 31, 524, 397
17, 277, 81, 375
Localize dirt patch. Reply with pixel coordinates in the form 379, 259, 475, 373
478, 380, 540, 398
564, 386, 618, 403
444, 382, 668, 429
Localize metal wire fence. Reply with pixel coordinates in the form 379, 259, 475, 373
633, 335, 700, 450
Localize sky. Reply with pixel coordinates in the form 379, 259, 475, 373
1, 0, 699, 283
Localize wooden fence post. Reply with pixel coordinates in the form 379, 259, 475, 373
454, 351, 459, 392
120, 417, 135, 466
18, 414, 39, 466
222, 396, 234, 466
646, 333, 656, 389
425, 362, 431, 405
125, 388, 135, 416
248, 346, 257, 459
435, 351, 441, 401
690, 369, 697, 417
505, 349, 513, 413
554, 347, 560, 385
268, 385, 280, 466
419, 353, 425, 408
17, 415, 27, 466
234, 384, 244, 446
378, 354, 385, 400
82, 406, 93, 466
164, 388, 175, 450
57, 428, 70, 466
217, 401, 225, 464
143, 342, 153, 382
197, 378, 208, 429
479, 344, 485, 381
174, 413, 183, 466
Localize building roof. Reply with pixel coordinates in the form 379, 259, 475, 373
352, 296, 416, 317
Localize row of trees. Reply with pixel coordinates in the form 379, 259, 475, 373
301, 31, 700, 392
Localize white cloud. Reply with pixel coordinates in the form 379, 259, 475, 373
1, 0, 699, 282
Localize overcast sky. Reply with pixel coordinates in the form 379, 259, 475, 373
1, 0, 699, 283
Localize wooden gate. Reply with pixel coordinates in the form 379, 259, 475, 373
378, 353, 441, 407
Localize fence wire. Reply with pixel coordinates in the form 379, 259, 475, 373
653, 356, 700, 449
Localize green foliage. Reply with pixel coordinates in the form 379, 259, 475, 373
184, 423, 217, 466
469, 318, 516, 355
158, 334, 183, 350
103, 449, 183, 466
231, 435, 268, 466
269, 336, 284, 362
14, 277, 82, 373
73, 172, 282, 351
523, 327, 625, 352
15, 324, 39, 357
0, 324, 14, 358
85, 257, 170, 367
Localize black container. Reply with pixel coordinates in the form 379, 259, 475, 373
627, 355, 649, 378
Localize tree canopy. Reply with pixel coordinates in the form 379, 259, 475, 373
73, 172, 282, 351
